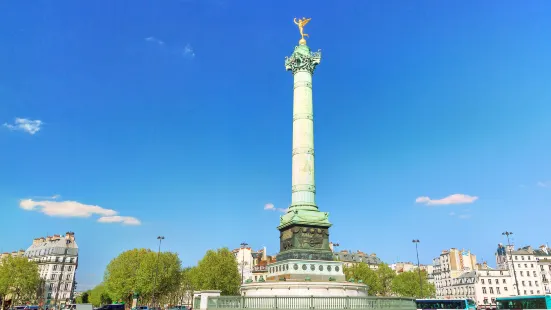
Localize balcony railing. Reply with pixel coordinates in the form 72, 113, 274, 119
207, 296, 416, 310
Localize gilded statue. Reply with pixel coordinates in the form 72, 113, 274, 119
293, 17, 311, 44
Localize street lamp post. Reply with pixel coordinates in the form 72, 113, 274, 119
240, 242, 248, 284
412, 239, 423, 298
152, 236, 165, 307
502, 231, 520, 295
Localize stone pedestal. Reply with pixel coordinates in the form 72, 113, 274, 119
266, 259, 345, 282
241, 281, 368, 297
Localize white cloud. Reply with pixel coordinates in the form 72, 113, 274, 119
537, 181, 551, 188
183, 44, 195, 58
415, 194, 478, 206
449, 212, 456, 216
458, 214, 472, 220
98, 216, 141, 226
19, 198, 140, 225
3, 118, 43, 135
264, 203, 287, 213
145, 36, 164, 45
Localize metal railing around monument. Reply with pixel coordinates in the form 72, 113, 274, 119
206, 296, 416, 310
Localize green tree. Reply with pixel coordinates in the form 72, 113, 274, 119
192, 248, 240, 296
391, 270, 435, 298
177, 267, 197, 306
0, 256, 41, 307
75, 291, 90, 304
88, 284, 112, 307
343, 263, 380, 295
375, 263, 396, 296
103, 249, 182, 305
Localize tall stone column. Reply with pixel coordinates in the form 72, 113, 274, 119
286, 44, 321, 211
277, 42, 332, 263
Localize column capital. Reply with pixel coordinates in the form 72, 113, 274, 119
285, 45, 321, 75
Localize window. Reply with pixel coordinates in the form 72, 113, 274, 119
522, 256, 525, 260
50, 274, 55, 280
68, 266, 72, 271
489, 279, 492, 284
525, 264, 528, 268
503, 279, 507, 284
490, 287, 494, 294
529, 281, 532, 286
53, 265, 58, 271
66, 274, 71, 280
515, 256, 518, 260
64, 283, 69, 290
533, 271, 537, 277
482, 279, 485, 284
518, 264, 521, 268
524, 290, 527, 294
504, 287, 508, 291
541, 266, 544, 271
49, 283, 53, 289
536, 281, 539, 286
522, 281, 526, 286
537, 290, 540, 294
497, 287, 501, 294
531, 264, 534, 268
530, 290, 534, 294
482, 287, 487, 294
521, 271, 524, 276
528, 256, 531, 260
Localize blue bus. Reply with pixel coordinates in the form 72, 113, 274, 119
416, 299, 477, 310
496, 295, 551, 309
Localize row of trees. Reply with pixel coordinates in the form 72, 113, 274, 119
82, 248, 241, 307
0, 256, 43, 308
344, 262, 436, 297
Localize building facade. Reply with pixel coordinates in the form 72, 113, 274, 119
25, 232, 79, 303
496, 244, 547, 296
444, 267, 514, 307
334, 250, 382, 269
433, 248, 478, 298
233, 246, 273, 283
534, 245, 551, 294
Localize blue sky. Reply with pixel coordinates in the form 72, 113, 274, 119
1, 0, 551, 290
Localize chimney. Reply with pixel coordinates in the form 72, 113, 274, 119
263, 246, 267, 261
65, 232, 75, 242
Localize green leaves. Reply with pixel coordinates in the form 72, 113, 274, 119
391, 270, 435, 298
343, 263, 383, 295
0, 256, 41, 305
191, 248, 241, 296
103, 249, 182, 304
88, 284, 112, 307
344, 263, 436, 298
98, 246, 240, 305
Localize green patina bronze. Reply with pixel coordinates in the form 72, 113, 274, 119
277, 43, 333, 263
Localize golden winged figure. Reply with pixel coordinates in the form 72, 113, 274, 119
294, 17, 312, 44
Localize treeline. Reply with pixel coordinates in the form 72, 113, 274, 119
0, 256, 43, 308
79, 248, 240, 307
344, 263, 436, 297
